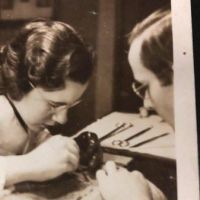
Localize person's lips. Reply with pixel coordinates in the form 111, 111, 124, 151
44, 120, 63, 126
43, 122, 64, 135
44, 122, 56, 126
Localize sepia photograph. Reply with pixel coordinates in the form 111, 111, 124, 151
0, 0, 199, 200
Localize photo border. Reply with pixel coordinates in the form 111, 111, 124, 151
172, 0, 199, 199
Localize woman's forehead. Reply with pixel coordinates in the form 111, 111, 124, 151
39, 80, 88, 102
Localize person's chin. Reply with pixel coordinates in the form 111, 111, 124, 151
29, 124, 46, 133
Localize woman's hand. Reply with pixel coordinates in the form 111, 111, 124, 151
26, 135, 80, 181
96, 161, 166, 200
5, 135, 80, 185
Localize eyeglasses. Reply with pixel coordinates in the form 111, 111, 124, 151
29, 81, 82, 113
132, 81, 148, 100
46, 98, 82, 113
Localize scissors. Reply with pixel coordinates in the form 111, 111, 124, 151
112, 126, 152, 147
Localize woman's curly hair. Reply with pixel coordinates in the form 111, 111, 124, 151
0, 20, 93, 100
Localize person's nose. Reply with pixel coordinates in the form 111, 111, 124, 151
52, 108, 68, 125
143, 91, 154, 109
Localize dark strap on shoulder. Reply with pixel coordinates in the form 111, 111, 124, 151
5, 94, 29, 134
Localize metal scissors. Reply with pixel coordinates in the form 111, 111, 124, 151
112, 139, 129, 147
112, 126, 152, 147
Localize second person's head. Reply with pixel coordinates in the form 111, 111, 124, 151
128, 9, 174, 127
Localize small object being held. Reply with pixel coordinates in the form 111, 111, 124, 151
75, 132, 103, 173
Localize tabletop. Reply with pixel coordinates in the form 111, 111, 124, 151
9, 112, 176, 200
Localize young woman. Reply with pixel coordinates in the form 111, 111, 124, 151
0, 19, 93, 191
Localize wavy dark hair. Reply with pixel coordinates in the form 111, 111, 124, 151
0, 20, 93, 100
129, 8, 173, 86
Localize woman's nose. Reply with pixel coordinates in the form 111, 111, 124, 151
52, 108, 68, 124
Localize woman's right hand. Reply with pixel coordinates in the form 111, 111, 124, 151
4, 135, 79, 186
25, 135, 80, 182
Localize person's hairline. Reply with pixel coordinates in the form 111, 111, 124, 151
129, 32, 173, 87
128, 12, 172, 82
39, 78, 89, 92
128, 37, 158, 83
129, 12, 171, 46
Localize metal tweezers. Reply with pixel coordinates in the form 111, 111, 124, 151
99, 123, 133, 142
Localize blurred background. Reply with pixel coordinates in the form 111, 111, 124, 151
0, 0, 169, 136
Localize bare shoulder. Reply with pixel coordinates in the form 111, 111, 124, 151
0, 95, 14, 124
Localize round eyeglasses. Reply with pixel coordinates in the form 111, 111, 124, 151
29, 81, 82, 113
132, 81, 148, 100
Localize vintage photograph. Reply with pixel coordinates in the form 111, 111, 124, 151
0, 0, 198, 200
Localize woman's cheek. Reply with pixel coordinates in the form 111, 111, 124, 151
33, 105, 52, 121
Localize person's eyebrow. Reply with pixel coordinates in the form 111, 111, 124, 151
49, 100, 68, 106
49, 98, 82, 106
